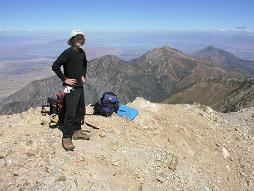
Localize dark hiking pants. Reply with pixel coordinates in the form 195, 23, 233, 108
62, 86, 85, 138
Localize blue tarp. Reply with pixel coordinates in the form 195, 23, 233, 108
116, 104, 139, 121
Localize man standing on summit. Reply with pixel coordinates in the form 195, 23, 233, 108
52, 29, 90, 151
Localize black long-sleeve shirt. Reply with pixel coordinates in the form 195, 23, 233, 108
52, 47, 88, 88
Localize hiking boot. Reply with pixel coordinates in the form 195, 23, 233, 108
73, 130, 91, 140
62, 137, 75, 151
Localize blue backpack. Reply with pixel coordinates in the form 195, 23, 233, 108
92, 92, 119, 117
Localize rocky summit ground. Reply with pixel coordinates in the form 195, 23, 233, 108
0, 97, 253, 191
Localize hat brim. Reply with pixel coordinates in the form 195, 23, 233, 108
67, 36, 75, 45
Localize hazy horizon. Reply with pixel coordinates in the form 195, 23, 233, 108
1, 30, 254, 60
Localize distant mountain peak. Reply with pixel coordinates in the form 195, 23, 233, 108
153, 46, 185, 54
205, 45, 217, 50
195, 46, 236, 57
193, 46, 254, 76
93, 54, 127, 65
140, 46, 187, 61
100, 54, 122, 61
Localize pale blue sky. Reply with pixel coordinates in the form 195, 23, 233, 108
0, 0, 253, 31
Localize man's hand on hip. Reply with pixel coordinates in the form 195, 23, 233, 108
64, 78, 76, 86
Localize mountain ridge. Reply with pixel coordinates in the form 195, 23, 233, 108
163, 77, 254, 112
0, 46, 252, 115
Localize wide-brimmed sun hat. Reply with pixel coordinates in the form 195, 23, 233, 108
68, 29, 86, 45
